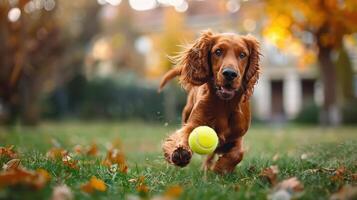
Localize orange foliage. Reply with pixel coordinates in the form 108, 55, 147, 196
80, 176, 107, 193
102, 141, 128, 173
0, 146, 18, 159
46, 147, 68, 160
259, 165, 279, 185
0, 167, 50, 190
164, 185, 183, 198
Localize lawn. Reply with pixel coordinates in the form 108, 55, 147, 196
0, 121, 356, 200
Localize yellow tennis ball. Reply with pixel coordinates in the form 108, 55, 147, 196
188, 126, 218, 155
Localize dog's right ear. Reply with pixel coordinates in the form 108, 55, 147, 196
173, 30, 214, 90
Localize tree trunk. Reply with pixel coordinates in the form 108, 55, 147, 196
19, 76, 40, 126
317, 45, 341, 126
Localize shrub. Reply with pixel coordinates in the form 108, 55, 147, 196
294, 101, 319, 124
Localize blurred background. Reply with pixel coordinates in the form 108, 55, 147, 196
1, 0, 357, 127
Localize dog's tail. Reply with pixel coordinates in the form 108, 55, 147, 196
158, 67, 182, 92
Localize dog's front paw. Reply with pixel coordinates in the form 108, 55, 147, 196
171, 147, 192, 167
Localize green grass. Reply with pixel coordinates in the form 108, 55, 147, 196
0, 121, 356, 200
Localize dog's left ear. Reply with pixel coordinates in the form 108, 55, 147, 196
242, 35, 261, 102
175, 30, 214, 90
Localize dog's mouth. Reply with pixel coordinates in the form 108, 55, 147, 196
215, 85, 237, 100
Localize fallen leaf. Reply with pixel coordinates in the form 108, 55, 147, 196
135, 176, 149, 197
81, 176, 107, 194
102, 148, 128, 173
2, 159, 21, 171
268, 189, 292, 200
0, 167, 50, 189
276, 177, 304, 192
268, 177, 304, 200
47, 147, 68, 160
321, 167, 336, 172
52, 184, 73, 200
120, 164, 128, 173
164, 185, 183, 198
73, 145, 83, 154
136, 184, 149, 194
128, 178, 137, 183
34, 169, 51, 189
330, 185, 357, 200
260, 165, 279, 185
0, 145, 17, 159
331, 166, 347, 182
86, 143, 98, 156
62, 155, 79, 170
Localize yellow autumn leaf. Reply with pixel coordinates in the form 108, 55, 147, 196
81, 176, 107, 193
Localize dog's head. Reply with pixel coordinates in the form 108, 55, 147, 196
175, 31, 261, 101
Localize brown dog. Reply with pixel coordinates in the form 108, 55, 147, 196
159, 31, 261, 174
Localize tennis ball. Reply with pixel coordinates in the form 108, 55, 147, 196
188, 126, 218, 155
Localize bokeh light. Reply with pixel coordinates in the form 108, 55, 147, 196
129, 0, 157, 11
8, 7, 21, 22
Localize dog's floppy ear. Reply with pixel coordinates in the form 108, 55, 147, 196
241, 35, 261, 102
173, 30, 214, 90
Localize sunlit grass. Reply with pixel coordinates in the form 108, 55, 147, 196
0, 121, 356, 199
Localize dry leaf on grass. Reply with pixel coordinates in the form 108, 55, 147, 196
62, 155, 79, 170
331, 166, 347, 182
136, 184, 149, 194
80, 176, 107, 194
47, 147, 68, 160
330, 185, 357, 200
135, 176, 149, 197
2, 159, 21, 171
73, 145, 83, 154
0, 145, 18, 159
51, 184, 73, 200
268, 177, 304, 200
102, 148, 128, 173
0, 167, 51, 190
128, 178, 137, 183
304, 168, 321, 174
150, 185, 184, 200
260, 165, 279, 185
86, 143, 98, 156
164, 185, 183, 198
276, 177, 304, 192
47, 147, 79, 170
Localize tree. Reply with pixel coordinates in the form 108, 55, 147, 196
158, 8, 190, 122
0, 1, 63, 125
0, 1, 100, 125
263, 0, 357, 125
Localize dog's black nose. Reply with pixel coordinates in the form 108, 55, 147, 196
222, 68, 238, 81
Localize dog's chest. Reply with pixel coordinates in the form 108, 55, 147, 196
211, 110, 241, 143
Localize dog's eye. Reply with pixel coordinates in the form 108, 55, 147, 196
239, 52, 246, 59
215, 49, 223, 56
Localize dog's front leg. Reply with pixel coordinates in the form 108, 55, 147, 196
162, 125, 195, 167
213, 137, 244, 174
